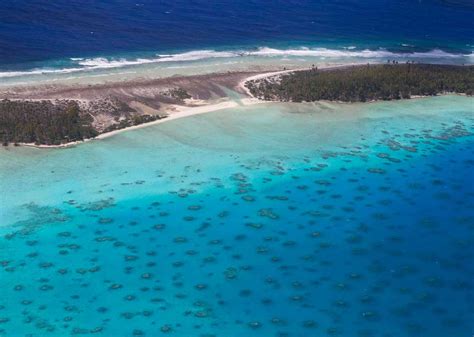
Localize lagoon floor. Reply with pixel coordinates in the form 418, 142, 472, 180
1, 96, 473, 337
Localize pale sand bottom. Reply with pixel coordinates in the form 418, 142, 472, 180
95, 98, 264, 140
19, 97, 265, 149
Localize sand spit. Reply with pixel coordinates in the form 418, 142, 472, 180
5, 64, 365, 149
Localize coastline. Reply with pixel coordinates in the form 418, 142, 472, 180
237, 62, 369, 97
6, 62, 471, 149
17, 97, 266, 149
240, 61, 473, 104
7, 67, 302, 149
13, 64, 351, 149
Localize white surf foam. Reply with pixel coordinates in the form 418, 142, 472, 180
0, 47, 471, 79
248, 47, 469, 59
0, 67, 90, 78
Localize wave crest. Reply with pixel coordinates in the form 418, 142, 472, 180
0, 47, 472, 79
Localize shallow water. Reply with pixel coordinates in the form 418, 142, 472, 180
1, 96, 473, 336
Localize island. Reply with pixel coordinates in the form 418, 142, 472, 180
1, 64, 473, 146
245, 64, 473, 102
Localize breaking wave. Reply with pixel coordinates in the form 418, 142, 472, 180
0, 47, 472, 79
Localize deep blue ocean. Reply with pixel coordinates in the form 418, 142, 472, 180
0, 0, 473, 72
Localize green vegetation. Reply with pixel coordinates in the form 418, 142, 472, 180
246, 64, 474, 102
102, 114, 165, 133
0, 99, 167, 146
0, 100, 98, 146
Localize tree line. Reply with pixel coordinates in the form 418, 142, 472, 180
0, 100, 98, 146
246, 64, 473, 103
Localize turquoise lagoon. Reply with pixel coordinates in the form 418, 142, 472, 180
0, 96, 473, 337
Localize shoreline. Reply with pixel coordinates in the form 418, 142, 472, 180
17, 97, 266, 149
241, 63, 472, 104
237, 62, 364, 97
7, 62, 470, 149
13, 64, 350, 149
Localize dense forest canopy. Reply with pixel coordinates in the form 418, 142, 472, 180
246, 64, 474, 103
0, 99, 165, 146
0, 100, 98, 146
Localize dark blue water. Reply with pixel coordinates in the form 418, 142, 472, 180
0, 0, 473, 68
